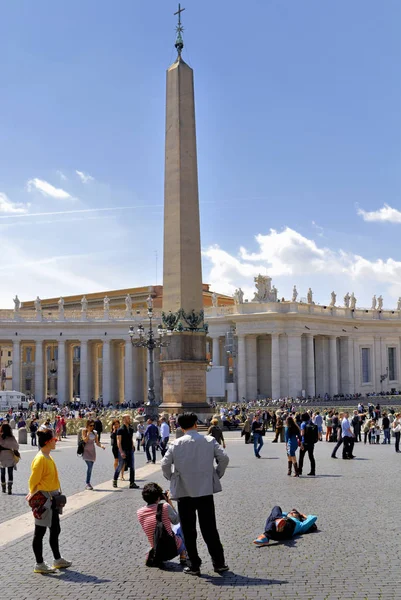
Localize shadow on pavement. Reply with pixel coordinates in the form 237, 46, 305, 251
203, 573, 288, 586
59, 570, 111, 584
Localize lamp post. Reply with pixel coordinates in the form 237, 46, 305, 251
129, 295, 171, 419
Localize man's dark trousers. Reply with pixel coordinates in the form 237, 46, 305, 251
299, 443, 315, 475
332, 435, 343, 457
146, 440, 158, 463
342, 436, 354, 459
177, 495, 225, 570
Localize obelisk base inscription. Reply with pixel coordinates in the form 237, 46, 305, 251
160, 360, 213, 421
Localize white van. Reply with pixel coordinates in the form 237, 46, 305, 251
0, 390, 28, 411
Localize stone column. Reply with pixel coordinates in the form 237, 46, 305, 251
43, 344, 48, 398
271, 333, 280, 399
246, 335, 258, 399
374, 336, 382, 390
80, 340, 89, 406
35, 341, 44, 404
212, 336, 220, 366
57, 341, 66, 405
124, 340, 134, 404
12, 340, 21, 391
102, 340, 111, 406
119, 343, 125, 404
237, 335, 246, 401
68, 344, 74, 400
306, 334, 315, 398
92, 344, 100, 401
329, 336, 338, 396
347, 337, 355, 394
287, 334, 302, 398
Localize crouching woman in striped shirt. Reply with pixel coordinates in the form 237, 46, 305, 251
137, 482, 187, 568
26, 427, 72, 574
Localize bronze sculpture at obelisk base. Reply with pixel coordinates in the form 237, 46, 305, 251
160, 5, 212, 420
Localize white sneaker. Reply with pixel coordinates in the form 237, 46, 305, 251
85, 484, 93, 490
53, 557, 72, 569
33, 562, 56, 574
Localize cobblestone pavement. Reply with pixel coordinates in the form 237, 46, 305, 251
1, 431, 400, 599
0, 435, 151, 524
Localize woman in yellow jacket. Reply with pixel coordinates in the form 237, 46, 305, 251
27, 427, 72, 574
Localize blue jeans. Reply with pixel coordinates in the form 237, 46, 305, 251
253, 432, 264, 457
113, 449, 135, 484
383, 429, 391, 444
85, 460, 94, 484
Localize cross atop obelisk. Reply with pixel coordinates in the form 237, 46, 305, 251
174, 4, 185, 57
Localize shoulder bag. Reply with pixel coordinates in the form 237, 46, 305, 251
147, 503, 178, 567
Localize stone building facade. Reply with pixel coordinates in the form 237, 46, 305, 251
2, 277, 400, 404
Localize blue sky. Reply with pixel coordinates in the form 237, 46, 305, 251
1, 0, 401, 308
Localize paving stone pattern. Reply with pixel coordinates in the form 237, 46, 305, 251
0, 435, 150, 524
1, 431, 400, 600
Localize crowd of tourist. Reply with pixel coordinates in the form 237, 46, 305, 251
2, 395, 400, 575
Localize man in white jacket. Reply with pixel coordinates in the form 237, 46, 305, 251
161, 412, 229, 576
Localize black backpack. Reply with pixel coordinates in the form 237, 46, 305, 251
304, 422, 319, 444
147, 503, 178, 567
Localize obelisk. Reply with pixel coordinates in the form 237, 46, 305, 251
160, 5, 211, 418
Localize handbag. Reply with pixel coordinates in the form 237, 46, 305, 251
28, 491, 48, 519
52, 494, 67, 512
8, 449, 20, 464
77, 439, 86, 455
147, 503, 178, 567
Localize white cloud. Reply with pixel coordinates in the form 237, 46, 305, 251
76, 170, 94, 184
26, 178, 72, 200
357, 203, 401, 223
311, 220, 324, 237
0, 192, 30, 214
203, 226, 401, 304
56, 170, 67, 181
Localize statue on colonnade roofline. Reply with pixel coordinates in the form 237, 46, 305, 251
377, 295, 383, 310
292, 285, 298, 302
103, 296, 110, 311
58, 297, 64, 309
371, 295, 377, 310
13, 295, 20, 311
329, 291, 336, 307
350, 292, 357, 310
34, 296, 41, 313
211, 291, 218, 307
125, 294, 132, 312
81, 296, 88, 312
398, 297, 401, 311
343, 292, 350, 308
233, 288, 244, 305
253, 274, 277, 303
307, 288, 313, 304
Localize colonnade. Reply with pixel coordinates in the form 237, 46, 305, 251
8, 338, 161, 405
6, 330, 401, 403
208, 332, 388, 400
